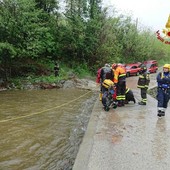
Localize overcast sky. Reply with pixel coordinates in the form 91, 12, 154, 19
103, 0, 170, 31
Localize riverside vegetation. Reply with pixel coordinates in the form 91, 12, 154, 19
1, 0, 170, 89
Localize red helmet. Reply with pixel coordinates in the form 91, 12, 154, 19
112, 63, 117, 69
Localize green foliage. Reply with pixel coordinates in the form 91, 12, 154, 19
30, 75, 57, 83
35, 0, 59, 14
0, 0, 56, 59
1, 0, 170, 84
72, 63, 91, 78
0, 42, 16, 59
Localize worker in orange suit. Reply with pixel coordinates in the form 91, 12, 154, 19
112, 63, 126, 107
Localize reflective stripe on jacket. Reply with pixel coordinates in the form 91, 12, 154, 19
125, 87, 130, 94
137, 72, 150, 88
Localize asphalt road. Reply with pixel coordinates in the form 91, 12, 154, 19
73, 72, 170, 170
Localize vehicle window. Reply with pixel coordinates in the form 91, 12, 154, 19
132, 66, 137, 69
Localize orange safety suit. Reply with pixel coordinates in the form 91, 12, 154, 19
113, 66, 126, 106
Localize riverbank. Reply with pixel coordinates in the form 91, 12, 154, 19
0, 74, 97, 92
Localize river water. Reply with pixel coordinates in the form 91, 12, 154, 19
0, 88, 97, 170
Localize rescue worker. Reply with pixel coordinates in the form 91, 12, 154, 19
156, 64, 170, 117
125, 87, 136, 104
112, 63, 126, 107
137, 64, 150, 105
100, 63, 114, 100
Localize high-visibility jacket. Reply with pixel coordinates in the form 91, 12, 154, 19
137, 72, 150, 89
125, 87, 130, 94
113, 66, 126, 83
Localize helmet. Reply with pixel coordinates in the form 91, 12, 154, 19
112, 63, 117, 69
104, 63, 110, 67
140, 64, 147, 71
163, 64, 170, 69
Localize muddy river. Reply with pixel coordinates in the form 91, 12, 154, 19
0, 88, 97, 170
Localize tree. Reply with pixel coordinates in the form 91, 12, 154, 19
0, 0, 56, 78
35, 0, 59, 14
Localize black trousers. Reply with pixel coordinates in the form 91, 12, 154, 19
116, 81, 126, 103
141, 88, 147, 100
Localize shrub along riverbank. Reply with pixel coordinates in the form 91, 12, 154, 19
0, 60, 95, 91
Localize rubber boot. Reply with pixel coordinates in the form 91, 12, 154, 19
99, 93, 102, 101
161, 111, 165, 116
122, 100, 125, 106
138, 101, 146, 105
157, 110, 162, 117
124, 100, 129, 104
117, 101, 122, 107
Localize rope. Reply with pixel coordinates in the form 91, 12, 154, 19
0, 91, 92, 123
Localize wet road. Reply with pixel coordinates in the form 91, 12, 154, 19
0, 88, 97, 170
73, 73, 170, 170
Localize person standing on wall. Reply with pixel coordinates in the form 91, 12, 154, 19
137, 64, 150, 105
156, 64, 170, 117
54, 62, 60, 77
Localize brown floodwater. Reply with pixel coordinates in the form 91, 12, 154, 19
0, 88, 97, 170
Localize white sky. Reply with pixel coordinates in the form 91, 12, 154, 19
103, 0, 170, 31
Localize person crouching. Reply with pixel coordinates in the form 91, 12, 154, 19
125, 87, 136, 104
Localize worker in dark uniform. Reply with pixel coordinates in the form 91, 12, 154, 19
137, 64, 150, 105
156, 64, 170, 117
100, 63, 114, 100
125, 87, 136, 104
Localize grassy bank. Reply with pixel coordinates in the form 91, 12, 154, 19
2, 61, 95, 90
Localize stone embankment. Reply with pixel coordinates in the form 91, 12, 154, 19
0, 75, 98, 92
